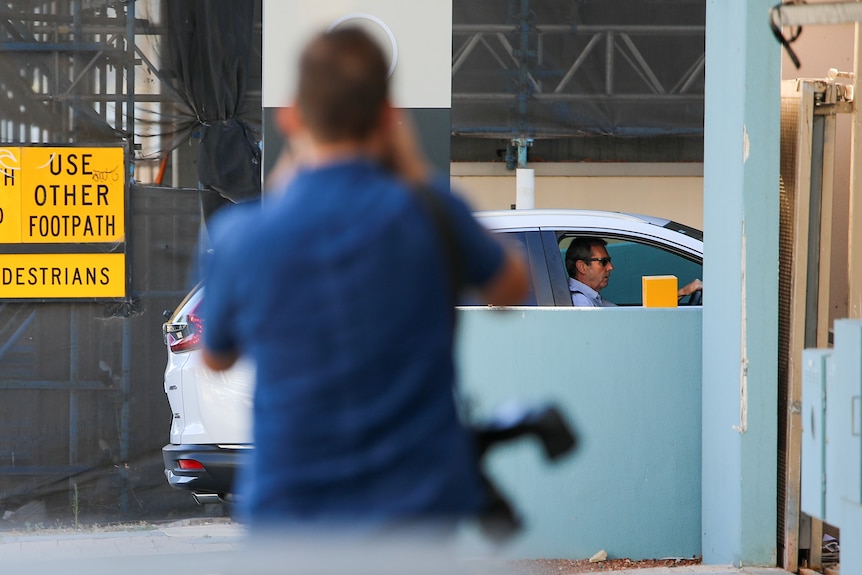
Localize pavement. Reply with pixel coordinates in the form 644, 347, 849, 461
0, 518, 796, 575
593, 570, 791, 575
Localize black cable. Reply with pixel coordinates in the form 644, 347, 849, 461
770, 1, 804, 69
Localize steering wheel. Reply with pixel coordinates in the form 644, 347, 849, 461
683, 289, 703, 306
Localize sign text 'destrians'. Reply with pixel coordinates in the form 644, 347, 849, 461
0, 253, 126, 298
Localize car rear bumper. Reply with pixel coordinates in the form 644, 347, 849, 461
162, 443, 251, 498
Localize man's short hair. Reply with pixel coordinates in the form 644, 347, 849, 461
565, 237, 608, 277
297, 27, 389, 143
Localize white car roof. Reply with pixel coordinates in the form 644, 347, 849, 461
474, 208, 703, 256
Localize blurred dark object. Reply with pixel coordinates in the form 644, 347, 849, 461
472, 403, 578, 543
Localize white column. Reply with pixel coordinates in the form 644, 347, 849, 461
515, 168, 535, 209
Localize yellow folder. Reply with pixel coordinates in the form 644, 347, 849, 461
642, 275, 678, 308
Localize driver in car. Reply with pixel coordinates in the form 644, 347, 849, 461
565, 236, 702, 307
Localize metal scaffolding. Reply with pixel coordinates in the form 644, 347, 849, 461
0, 0, 140, 147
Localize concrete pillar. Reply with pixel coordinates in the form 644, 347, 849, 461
515, 168, 535, 209
702, 0, 780, 566
261, 2, 453, 181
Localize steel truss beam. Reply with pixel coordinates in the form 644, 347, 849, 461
452, 23, 705, 105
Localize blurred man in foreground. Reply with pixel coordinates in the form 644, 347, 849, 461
200, 27, 529, 533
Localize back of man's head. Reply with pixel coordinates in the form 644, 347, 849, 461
298, 27, 389, 143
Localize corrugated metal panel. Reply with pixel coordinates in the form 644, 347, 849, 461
778, 78, 843, 570
778, 83, 801, 566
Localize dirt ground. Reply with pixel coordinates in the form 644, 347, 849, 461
509, 556, 703, 574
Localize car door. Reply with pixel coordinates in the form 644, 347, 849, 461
483, 230, 558, 306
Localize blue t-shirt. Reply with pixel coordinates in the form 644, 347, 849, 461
202, 157, 504, 528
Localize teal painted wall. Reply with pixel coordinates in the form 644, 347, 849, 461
702, 0, 779, 566
455, 307, 702, 560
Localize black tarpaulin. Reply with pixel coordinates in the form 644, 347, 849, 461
165, 0, 261, 203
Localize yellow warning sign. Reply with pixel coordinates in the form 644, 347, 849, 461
0, 146, 125, 244
0, 148, 22, 243
0, 253, 125, 298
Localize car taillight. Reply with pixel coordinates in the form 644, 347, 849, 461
168, 312, 204, 353
178, 459, 205, 470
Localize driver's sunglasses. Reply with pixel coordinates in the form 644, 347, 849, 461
584, 257, 612, 267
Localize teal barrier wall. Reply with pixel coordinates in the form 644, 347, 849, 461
702, 0, 779, 565
455, 307, 702, 560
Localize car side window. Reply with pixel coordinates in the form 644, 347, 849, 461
558, 234, 702, 306
460, 231, 538, 306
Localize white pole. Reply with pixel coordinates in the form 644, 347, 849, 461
515, 168, 535, 209
171, 147, 180, 189
848, 22, 862, 317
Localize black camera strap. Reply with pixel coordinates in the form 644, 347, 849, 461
410, 183, 464, 310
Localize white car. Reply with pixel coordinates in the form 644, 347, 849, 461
161, 209, 704, 503
161, 285, 255, 504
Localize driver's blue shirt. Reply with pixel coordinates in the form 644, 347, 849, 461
568, 277, 617, 307
202, 157, 505, 529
